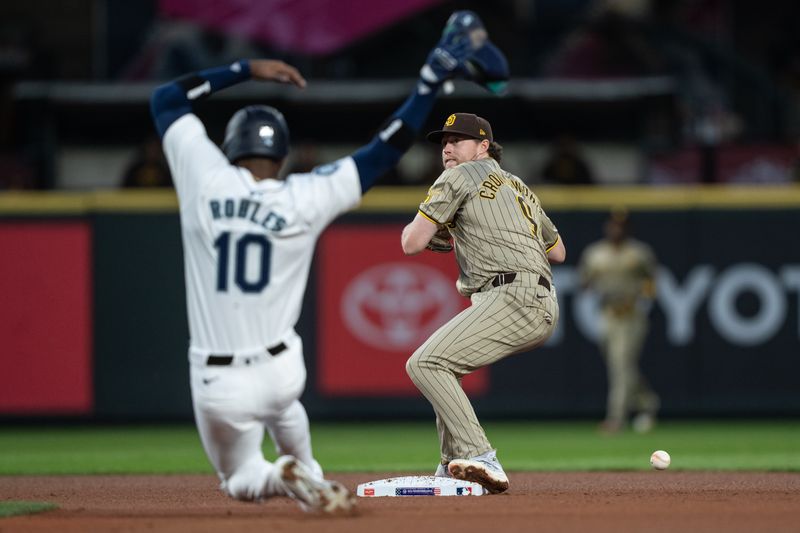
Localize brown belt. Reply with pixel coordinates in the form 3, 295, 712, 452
206, 342, 287, 366
491, 272, 550, 291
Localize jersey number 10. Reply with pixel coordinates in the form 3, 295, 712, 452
214, 232, 272, 293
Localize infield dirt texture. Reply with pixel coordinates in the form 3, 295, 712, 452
2, 472, 799, 532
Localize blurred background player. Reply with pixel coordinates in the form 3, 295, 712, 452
578, 208, 660, 434
402, 112, 565, 494
149, 11, 501, 512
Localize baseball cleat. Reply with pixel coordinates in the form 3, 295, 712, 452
448, 450, 509, 494
277, 456, 357, 515
632, 412, 657, 434
597, 419, 624, 435
434, 462, 452, 478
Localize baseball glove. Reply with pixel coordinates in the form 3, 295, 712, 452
427, 226, 453, 253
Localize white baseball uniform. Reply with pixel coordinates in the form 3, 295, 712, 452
162, 113, 361, 500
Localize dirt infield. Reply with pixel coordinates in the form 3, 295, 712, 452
1, 472, 799, 532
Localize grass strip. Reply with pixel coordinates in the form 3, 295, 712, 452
0, 501, 57, 518
0, 420, 797, 474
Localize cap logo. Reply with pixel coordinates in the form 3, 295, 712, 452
479, 128, 486, 136
445, 114, 456, 127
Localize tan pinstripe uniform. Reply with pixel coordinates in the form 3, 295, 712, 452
578, 238, 659, 426
406, 157, 561, 462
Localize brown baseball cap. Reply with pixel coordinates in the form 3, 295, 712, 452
426, 113, 493, 144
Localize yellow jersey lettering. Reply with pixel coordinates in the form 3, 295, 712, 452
480, 180, 499, 198
480, 172, 505, 199
481, 179, 498, 193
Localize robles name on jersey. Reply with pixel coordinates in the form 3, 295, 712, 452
209, 197, 287, 232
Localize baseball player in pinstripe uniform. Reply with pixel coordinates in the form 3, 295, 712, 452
578, 209, 660, 434
401, 113, 567, 493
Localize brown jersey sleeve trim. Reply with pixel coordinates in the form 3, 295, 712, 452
545, 234, 560, 253
418, 209, 442, 225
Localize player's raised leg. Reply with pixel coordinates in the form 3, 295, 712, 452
406, 307, 494, 460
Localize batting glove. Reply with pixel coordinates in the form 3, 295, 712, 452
420, 11, 488, 89
455, 41, 510, 96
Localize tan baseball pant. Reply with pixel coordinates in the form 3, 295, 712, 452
406, 272, 559, 463
600, 310, 659, 425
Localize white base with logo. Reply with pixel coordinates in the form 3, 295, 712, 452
356, 475, 484, 497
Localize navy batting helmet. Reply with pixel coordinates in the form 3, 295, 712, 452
221, 105, 290, 163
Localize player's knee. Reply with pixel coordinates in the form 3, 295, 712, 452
406, 351, 429, 383
406, 349, 439, 385
405, 354, 420, 381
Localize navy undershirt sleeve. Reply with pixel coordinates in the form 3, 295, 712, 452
351, 85, 438, 193
150, 60, 252, 138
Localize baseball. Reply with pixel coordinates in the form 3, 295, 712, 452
650, 450, 671, 470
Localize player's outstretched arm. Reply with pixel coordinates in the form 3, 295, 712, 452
149, 59, 306, 138
351, 11, 503, 194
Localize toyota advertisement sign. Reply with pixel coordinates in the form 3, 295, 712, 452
317, 225, 488, 397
